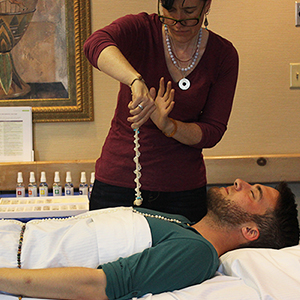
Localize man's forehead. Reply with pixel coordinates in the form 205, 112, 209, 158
260, 185, 280, 210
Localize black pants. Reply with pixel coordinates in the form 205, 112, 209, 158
90, 180, 207, 222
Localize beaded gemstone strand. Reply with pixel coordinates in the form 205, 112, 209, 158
164, 24, 202, 72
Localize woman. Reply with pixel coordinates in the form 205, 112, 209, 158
84, 0, 239, 222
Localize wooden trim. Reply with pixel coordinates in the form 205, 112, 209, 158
205, 154, 300, 184
1, 154, 300, 191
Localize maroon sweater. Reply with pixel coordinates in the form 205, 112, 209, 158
84, 13, 239, 192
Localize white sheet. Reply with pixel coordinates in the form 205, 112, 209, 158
219, 244, 300, 300
140, 273, 260, 300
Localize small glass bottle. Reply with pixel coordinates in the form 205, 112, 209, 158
16, 172, 25, 197
79, 171, 88, 195
39, 171, 48, 197
28, 172, 37, 197
88, 172, 95, 199
64, 171, 74, 196
53, 171, 62, 196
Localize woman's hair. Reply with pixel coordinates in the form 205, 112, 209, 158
162, 0, 199, 10
241, 182, 300, 249
161, 0, 179, 10
160, 0, 207, 11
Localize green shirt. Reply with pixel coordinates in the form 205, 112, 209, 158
100, 208, 219, 300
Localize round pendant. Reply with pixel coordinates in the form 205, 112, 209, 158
178, 78, 190, 90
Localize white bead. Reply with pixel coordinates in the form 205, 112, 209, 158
132, 208, 182, 224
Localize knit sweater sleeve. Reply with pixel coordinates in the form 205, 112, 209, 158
192, 34, 239, 149
83, 13, 153, 69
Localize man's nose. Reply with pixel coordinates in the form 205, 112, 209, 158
234, 178, 251, 191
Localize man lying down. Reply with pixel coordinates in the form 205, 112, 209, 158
0, 179, 298, 300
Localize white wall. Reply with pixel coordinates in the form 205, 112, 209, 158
32, 0, 300, 164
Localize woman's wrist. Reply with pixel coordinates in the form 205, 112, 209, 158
129, 75, 145, 88
162, 118, 177, 138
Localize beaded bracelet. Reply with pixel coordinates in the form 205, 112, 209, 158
129, 75, 145, 88
163, 118, 177, 138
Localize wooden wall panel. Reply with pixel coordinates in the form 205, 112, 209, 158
1, 154, 299, 191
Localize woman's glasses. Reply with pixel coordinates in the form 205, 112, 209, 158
157, 1, 206, 27
158, 15, 200, 27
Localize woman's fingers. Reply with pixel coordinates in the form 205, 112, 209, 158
157, 77, 165, 97
128, 105, 156, 128
128, 77, 174, 128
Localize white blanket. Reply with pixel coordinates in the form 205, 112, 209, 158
0, 207, 152, 270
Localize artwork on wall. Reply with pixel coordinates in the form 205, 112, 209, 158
0, 0, 93, 122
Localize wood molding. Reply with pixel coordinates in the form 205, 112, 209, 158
205, 154, 300, 184
1, 154, 300, 191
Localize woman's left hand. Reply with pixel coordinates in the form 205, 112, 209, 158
150, 77, 175, 132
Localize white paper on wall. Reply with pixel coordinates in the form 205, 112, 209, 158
0, 107, 33, 162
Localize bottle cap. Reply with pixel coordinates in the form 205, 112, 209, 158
29, 172, 35, 183
90, 172, 95, 184
54, 171, 60, 183
17, 172, 23, 183
40, 171, 46, 182
66, 171, 72, 183
80, 171, 86, 183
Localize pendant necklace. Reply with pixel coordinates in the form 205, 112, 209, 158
179, 72, 190, 91
164, 25, 202, 91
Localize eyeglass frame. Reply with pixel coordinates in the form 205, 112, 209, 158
157, 0, 207, 27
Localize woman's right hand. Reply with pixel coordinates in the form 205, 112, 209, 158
127, 79, 156, 129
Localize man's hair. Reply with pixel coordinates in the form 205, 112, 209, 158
242, 182, 300, 249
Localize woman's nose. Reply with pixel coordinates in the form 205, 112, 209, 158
174, 21, 184, 28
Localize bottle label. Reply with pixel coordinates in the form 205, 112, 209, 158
16, 187, 25, 197
89, 186, 93, 198
53, 186, 62, 196
65, 187, 74, 195
28, 187, 37, 197
39, 187, 48, 197
79, 187, 88, 195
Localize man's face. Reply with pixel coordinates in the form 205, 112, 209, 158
207, 179, 279, 227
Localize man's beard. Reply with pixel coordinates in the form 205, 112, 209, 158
206, 187, 254, 227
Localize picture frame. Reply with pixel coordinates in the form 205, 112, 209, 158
0, 0, 93, 123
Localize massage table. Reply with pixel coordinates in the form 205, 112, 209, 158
0, 208, 299, 300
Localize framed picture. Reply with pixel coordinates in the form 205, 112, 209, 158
0, 0, 93, 122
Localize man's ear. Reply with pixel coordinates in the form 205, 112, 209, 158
241, 224, 260, 241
